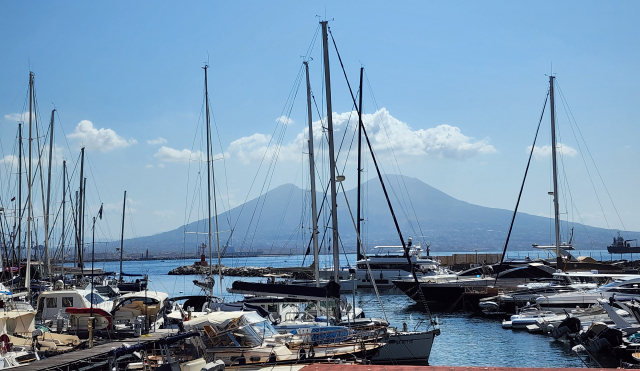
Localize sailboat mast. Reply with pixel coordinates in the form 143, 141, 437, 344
44, 109, 55, 278
119, 190, 126, 282
356, 67, 364, 261
81, 177, 87, 270
17, 123, 22, 269
549, 75, 562, 269
304, 61, 320, 285
321, 21, 340, 284
26, 72, 34, 293
77, 148, 85, 269
203, 65, 214, 280
61, 160, 66, 284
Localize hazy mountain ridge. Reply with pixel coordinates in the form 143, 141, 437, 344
127, 175, 638, 254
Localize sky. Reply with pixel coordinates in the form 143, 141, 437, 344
0, 1, 639, 249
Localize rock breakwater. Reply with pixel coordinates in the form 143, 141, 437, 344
168, 264, 313, 279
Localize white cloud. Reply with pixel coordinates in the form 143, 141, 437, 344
158, 163, 165, 168
0, 144, 64, 168
145, 164, 154, 168
227, 133, 271, 164
154, 146, 204, 163
276, 116, 294, 125
67, 120, 137, 152
147, 137, 167, 145
226, 108, 496, 163
527, 144, 578, 159
4, 112, 26, 122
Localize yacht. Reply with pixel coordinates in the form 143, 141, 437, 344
322, 243, 455, 289
536, 276, 640, 311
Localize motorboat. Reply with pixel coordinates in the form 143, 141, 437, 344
536, 277, 640, 311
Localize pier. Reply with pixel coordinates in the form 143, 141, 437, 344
20, 331, 177, 371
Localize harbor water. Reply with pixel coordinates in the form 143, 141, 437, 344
88, 252, 606, 368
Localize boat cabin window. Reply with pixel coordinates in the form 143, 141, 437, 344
250, 320, 278, 339
62, 297, 74, 307
46, 297, 57, 309
119, 297, 158, 306
85, 293, 107, 305
231, 326, 262, 347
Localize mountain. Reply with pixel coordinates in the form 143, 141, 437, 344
126, 175, 638, 254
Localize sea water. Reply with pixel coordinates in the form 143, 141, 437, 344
90, 252, 603, 368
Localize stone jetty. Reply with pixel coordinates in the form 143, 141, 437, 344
168, 264, 313, 279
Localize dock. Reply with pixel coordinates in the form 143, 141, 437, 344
20, 330, 176, 371
298, 366, 614, 371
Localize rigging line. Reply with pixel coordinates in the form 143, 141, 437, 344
556, 82, 624, 237
329, 29, 433, 319
231, 65, 306, 242
240, 66, 306, 256
499, 90, 549, 266
337, 180, 386, 320
85, 156, 114, 241
267, 165, 301, 254
364, 71, 424, 241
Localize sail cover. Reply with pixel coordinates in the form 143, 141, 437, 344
229, 280, 340, 300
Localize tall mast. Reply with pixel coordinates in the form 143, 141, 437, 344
119, 190, 126, 282
549, 75, 562, 269
203, 65, 214, 283
356, 67, 364, 261
321, 21, 340, 284
44, 109, 55, 278
17, 123, 22, 269
304, 61, 320, 285
61, 160, 66, 284
26, 72, 34, 293
81, 177, 87, 270
77, 148, 85, 269
74, 190, 78, 267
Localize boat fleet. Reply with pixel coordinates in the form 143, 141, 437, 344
1, 18, 639, 371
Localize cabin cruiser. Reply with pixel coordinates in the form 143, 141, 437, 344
536, 276, 640, 311
36, 288, 114, 325
112, 290, 170, 332
322, 243, 454, 289
393, 263, 558, 311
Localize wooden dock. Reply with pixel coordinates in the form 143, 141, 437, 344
20, 330, 176, 371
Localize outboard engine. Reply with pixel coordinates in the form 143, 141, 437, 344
551, 316, 581, 340
576, 322, 623, 354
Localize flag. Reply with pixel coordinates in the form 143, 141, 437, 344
98, 203, 103, 220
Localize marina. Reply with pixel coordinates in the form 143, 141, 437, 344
1, 3, 640, 370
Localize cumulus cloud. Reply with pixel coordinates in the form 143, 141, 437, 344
276, 116, 294, 125
4, 112, 28, 122
145, 164, 154, 168
68, 120, 137, 152
227, 134, 271, 164
0, 144, 64, 168
527, 144, 578, 159
153, 146, 223, 163
147, 137, 167, 145
227, 108, 496, 163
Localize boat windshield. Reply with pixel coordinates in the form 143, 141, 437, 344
599, 281, 622, 290
250, 320, 278, 339
85, 293, 108, 305
231, 325, 263, 347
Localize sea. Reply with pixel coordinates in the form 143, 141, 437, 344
89, 250, 618, 368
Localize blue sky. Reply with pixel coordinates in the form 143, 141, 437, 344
1, 1, 638, 247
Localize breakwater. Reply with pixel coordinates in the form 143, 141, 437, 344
167, 264, 313, 279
